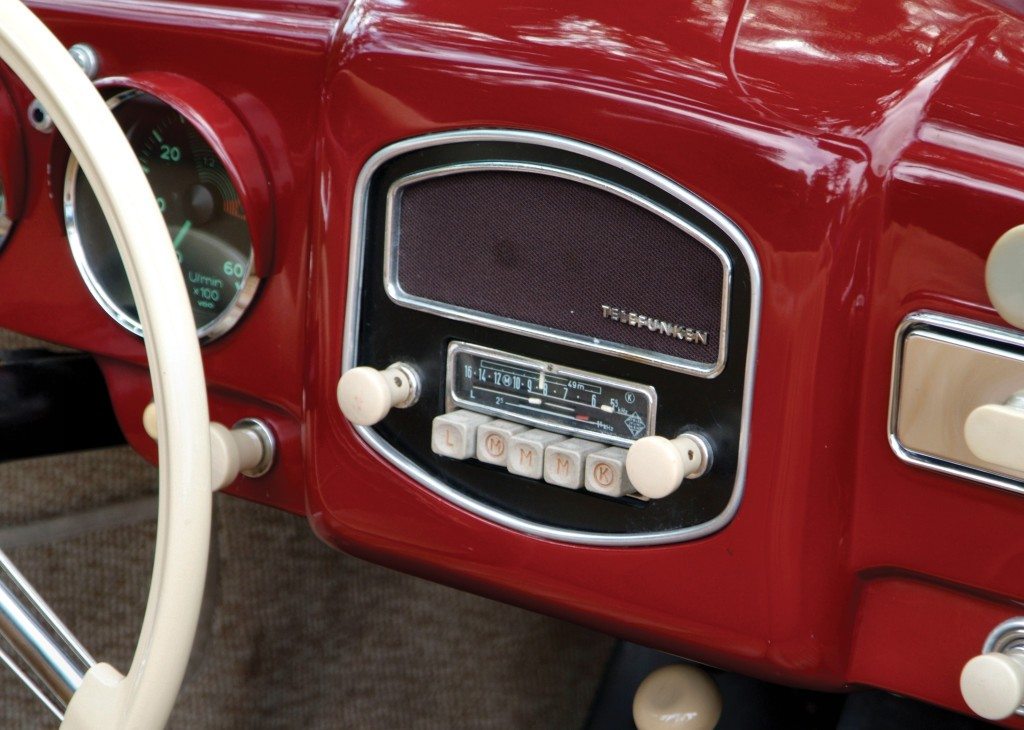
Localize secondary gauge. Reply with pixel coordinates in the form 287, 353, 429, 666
0, 80, 24, 252
64, 89, 259, 341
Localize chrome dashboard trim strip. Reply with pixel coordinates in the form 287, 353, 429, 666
344, 129, 762, 547
383, 161, 731, 378
888, 310, 1024, 496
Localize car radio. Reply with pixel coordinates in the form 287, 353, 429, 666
445, 342, 657, 446
338, 130, 761, 546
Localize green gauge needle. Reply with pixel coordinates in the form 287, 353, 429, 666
172, 219, 192, 249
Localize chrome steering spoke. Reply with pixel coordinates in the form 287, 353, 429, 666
0, 548, 93, 719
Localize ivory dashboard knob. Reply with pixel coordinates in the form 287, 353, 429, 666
961, 652, 1024, 720
964, 393, 1024, 473
142, 400, 159, 440
987, 225, 1024, 330
142, 403, 275, 489
633, 664, 722, 730
625, 433, 711, 499
337, 362, 420, 427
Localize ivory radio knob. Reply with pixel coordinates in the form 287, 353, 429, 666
337, 363, 420, 427
625, 432, 712, 499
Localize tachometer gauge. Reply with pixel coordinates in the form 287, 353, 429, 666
64, 90, 258, 341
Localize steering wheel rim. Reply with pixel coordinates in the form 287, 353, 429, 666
0, 2, 213, 728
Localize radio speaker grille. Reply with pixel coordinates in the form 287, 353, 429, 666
391, 170, 726, 370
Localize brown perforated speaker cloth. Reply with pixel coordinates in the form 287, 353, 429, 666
394, 170, 724, 366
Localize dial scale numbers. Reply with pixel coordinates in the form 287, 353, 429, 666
446, 342, 656, 447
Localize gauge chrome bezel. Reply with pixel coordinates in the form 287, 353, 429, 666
0, 180, 12, 250
63, 88, 260, 343
0, 83, 23, 253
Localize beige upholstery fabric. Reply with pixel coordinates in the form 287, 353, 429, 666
0, 447, 612, 728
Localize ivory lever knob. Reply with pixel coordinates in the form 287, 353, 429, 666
336, 363, 420, 427
633, 664, 723, 730
625, 433, 711, 499
961, 652, 1024, 720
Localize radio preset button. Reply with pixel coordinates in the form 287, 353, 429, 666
544, 439, 603, 489
432, 410, 697, 503
584, 447, 636, 497
431, 410, 493, 460
507, 429, 565, 480
476, 419, 529, 466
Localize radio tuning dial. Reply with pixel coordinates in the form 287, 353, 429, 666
337, 363, 421, 427
626, 433, 712, 499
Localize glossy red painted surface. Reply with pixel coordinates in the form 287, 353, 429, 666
2, 0, 1024, 722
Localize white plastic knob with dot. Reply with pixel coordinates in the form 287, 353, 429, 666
987, 225, 1024, 330
632, 664, 722, 730
961, 652, 1024, 720
337, 363, 420, 427
625, 433, 711, 499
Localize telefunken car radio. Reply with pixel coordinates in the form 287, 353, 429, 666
337, 130, 761, 546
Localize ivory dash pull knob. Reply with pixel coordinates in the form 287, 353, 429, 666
633, 664, 722, 730
625, 433, 712, 499
336, 363, 420, 427
961, 652, 1024, 720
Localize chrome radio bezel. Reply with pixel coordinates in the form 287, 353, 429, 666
342, 129, 763, 547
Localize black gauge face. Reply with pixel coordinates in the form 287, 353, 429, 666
65, 91, 255, 339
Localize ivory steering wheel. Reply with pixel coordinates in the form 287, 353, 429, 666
0, 1, 213, 727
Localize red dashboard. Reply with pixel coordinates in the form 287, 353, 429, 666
3, 0, 1024, 723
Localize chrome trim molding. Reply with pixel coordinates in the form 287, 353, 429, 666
383, 162, 731, 378
985, 617, 1024, 655
233, 417, 276, 479
444, 340, 657, 448
63, 88, 259, 344
888, 310, 1024, 495
343, 129, 762, 547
